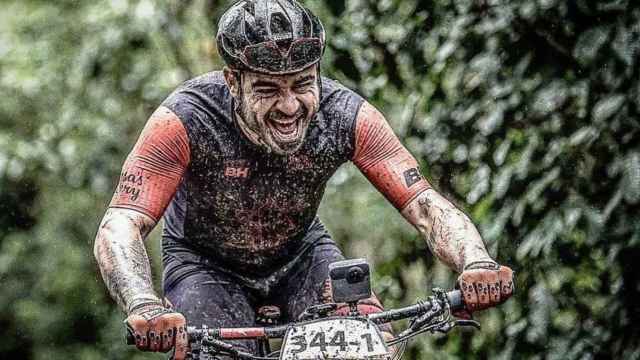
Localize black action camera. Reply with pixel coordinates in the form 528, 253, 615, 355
328, 259, 372, 303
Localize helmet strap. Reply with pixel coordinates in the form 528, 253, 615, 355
316, 64, 323, 100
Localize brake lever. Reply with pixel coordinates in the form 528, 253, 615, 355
201, 336, 239, 354
429, 318, 481, 335
454, 319, 481, 330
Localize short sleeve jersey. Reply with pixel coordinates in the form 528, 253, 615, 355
110, 71, 430, 272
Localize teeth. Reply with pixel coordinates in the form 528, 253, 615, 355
271, 119, 296, 126
274, 122, 296, 134
274, 121, 295, 127
270, 118, 299, 141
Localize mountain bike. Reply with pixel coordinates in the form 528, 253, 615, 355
127, 258, 480, 359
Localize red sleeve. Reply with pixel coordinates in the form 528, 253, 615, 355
352, 102, 431, 210
109, 106, 190, 221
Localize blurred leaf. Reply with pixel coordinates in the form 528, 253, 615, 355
573, 26, 610, 65
622, 151, 640, 204
592, 94, 626, 123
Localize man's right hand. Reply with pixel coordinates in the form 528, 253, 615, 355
125, 303, 188, 359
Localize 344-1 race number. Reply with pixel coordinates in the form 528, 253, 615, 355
280, 318, 389, 360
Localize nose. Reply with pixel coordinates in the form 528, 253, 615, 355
275, 91, 300, 117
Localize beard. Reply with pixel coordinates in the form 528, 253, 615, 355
235, 98, 315, 156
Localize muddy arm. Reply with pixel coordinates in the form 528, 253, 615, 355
351, 102, 494, 272
400, 190, 494, 273
93, 208, 162, 313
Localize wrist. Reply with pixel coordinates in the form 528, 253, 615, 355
463, 259, 498, 271
460, 246, 494, 271
127, 294, 164, 315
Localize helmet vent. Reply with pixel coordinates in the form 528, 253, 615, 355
270, 12, 293, 52
242, 2, 262, 44
243, 1, 255, 16
270, 13, 292, 40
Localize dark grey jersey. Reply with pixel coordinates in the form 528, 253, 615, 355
160, 71, 364, 272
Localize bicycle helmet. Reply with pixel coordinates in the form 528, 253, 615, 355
216, 0, 325, 74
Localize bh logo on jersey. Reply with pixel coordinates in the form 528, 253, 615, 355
224, 160, 251, 178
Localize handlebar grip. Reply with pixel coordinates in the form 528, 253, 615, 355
447, 290, 465, 312
126, 326, 135, 345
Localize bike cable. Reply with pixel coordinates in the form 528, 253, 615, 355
389, 338, 407, 360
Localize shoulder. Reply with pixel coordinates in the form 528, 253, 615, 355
161, 71, 234, 129
166, 71, 230, 106
354, 101, 385, 124
320, 77, 364, 105
131, 106, 190, 167
309, 77, 366, 159
178, 70, 227, 90
318, 77, 365, 123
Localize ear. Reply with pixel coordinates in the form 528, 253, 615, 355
223, 67, 240, 97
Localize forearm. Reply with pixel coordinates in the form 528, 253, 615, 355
93, 208, 161, 314
401, 189, 493, 273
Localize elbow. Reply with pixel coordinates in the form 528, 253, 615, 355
93, 209, 149, 261
93, 238, 100, 262
93, 214, 118, 264
93, 223, 110, 264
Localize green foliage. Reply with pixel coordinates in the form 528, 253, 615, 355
1, 0, 638, 359
317, 0, 640, 358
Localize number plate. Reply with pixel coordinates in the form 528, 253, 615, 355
280, 317, 389, 360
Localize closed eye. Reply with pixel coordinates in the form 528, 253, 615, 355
293, 81, 314, 92
254, 87, 278, 96
251, 80, 280, 97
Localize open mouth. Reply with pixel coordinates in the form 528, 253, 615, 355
267, 111, 305, 143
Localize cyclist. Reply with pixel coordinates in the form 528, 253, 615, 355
93, 0, 514, 358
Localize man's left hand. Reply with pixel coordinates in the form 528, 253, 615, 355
457, 261, 514, 313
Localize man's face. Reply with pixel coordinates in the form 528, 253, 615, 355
226, 65, 320, 155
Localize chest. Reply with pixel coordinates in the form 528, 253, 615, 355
185, 122, 345, 209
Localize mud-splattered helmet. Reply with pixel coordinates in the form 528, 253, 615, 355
216, 0, 325, 74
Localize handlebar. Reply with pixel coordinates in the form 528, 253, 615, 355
368, 289, 462, 324
125, 290, 464, 345
448, 289, 464, 310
